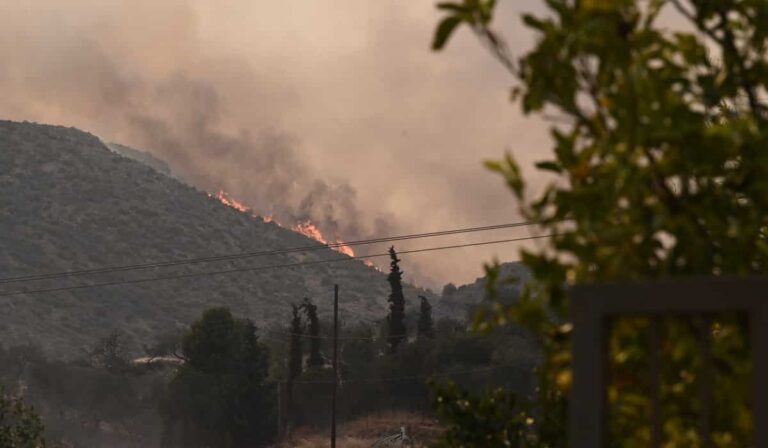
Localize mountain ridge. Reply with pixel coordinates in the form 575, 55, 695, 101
0, 120, 438, 358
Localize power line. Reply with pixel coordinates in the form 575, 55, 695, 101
0, 234, 553, 297
0, 221, 549, 286
0, 221, 545, 284
0, 236, 551, 297
266, 329, 377, 341
289, 366, 498, 385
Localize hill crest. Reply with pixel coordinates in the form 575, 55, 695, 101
0, 120, 434, 358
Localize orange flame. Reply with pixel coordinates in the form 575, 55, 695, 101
335, 243, 355, 258
364, 259, 383, 272
212, 190, 248, 212
210, 190, 356, 258
292, 221, 328, 244
291, 220, 355, 257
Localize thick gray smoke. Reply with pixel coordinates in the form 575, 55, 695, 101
120, 75, 389, 243
0, 0, 395, 247
0, 0, 553, 287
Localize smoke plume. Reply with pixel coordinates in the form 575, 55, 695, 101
0, 0, 552, 287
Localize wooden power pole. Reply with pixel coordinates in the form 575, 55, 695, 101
331, 284, 339, 448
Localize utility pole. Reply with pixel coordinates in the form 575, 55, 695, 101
331, 284, 339, 448
277, 381, 283, 438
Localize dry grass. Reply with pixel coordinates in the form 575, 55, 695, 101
279, 411, 443, 447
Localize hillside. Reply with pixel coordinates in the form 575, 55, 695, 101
0, 120, 434, 358
438, 262, 531, 318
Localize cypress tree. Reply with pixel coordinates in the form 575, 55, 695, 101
301, 298, 323, 368
287, 304, 303, 382
286, 304, 303, 430
386, 246, 407, 353
417, 295, 435, 340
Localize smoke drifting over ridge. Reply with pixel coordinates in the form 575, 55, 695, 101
0, 0, 394, 248
121, 74, 393, 243
0, 0, 551, 287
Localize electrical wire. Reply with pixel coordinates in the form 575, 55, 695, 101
0, 220, 555, 285
265, 329, 377, 341
0, 234, 554, 297
288, 366, 498, 385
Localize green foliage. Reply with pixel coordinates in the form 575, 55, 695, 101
386, 246, 407, 353
433, 0, 768, 446
0, 386, 45, 448
160, 307, 275, 448
285, 316, 538, 430
418, 295, 436, 340
0, 343, 167, 447
301, 298, 323, 368
432, 1, 498, 51
288, 304, 304, 381
431, 380, 527, 447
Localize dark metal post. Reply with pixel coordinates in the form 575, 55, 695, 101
697, 315, 713, 448
751, 302, 768, 448
570, 289, 608, 447
277, 381, 283, 438
570, 278, 768, 448
331, 284, 339, 448
649, 316, 662, 448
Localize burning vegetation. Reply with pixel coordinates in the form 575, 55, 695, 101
291, 220, 356, 257
211, 189, 356, 257
212, 190, 248, 213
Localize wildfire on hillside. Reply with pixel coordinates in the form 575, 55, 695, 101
291, 220, 327, 244
211, 190, 248, 212
210, 189, 356, 257
291, 220, 355, 257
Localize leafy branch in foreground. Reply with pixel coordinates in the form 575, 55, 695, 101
433, 0, 768, 445
430, 379, 530, 447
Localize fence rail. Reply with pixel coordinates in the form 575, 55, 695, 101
570, 277, 768, 448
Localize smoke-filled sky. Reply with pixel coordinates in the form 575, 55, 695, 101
0, 0, 559, 288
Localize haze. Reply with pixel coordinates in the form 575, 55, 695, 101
0, 0, 554, 288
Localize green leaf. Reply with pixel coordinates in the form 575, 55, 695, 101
478, 0, 498, 24
436, 2, 468, 13
432, 16, 464, 50
522, 13, 546, 31
535, 160, 563, 173
483, 159, 503, 172
581, 0, 620, 12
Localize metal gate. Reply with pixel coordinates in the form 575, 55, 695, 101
570, 278, 768, 447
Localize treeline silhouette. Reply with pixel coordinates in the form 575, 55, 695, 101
272, 247, 538, 435
0, 248, 537, 447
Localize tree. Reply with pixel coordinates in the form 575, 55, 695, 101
386, 246, 407, 353
288, 304, 304, 382
417, 295, 435, 340
430, 380, 525, 448
301, 298, 323, 368
143, 330, 185, 362
285, 304, 303, 433
160, 307, 275, 448
0, 386, 46, 448
433, 0, 768, 445
88, 332, 130, 374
